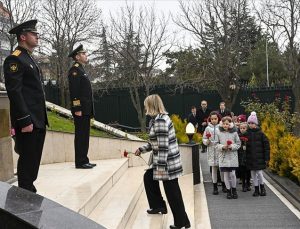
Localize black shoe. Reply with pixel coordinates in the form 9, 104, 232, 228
260, 184, 267, 196
169, 223, 191, 229
31, 185, 37, 193
246, 183, 251, 191
242, 185, 247, 192
76, 163, 93, 169
222, 182, 227, 193
147, 207, 167, 214
226, 189, 232, 199
88, 163, 97, 167
253, 186, 260, 197
213, 183, 219, 195
232, 188, 238, 199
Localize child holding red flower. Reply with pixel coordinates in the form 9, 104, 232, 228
237, 123, 251, 192
203, 111, 225, 195
216, 116, 241, 199
246, 112, 270, 197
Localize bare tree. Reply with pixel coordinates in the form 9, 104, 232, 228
99, 4, 173, 131
0, 0, 38, 82
255, 0, 300, 135
1, 0, 38, 52
39, 0, 101, 107
175, 0, 261, 109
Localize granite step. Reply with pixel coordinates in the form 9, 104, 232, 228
124, 189, 163, 229
161, 174, 195, 229
125, 174, 195, 229
88, 166, 146, 229
12, 158, 129, 217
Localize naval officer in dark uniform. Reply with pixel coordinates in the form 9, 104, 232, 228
4, 20, 48, 193
68, 45, 96, 169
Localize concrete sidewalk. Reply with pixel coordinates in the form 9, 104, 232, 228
200, 152, 300, 229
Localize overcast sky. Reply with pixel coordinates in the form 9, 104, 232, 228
95, 0, 195, 47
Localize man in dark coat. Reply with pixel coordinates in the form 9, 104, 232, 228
217, 101, 232, 118
187, 106, 198, 129
4, 20, 48, 193
68, 44, 96, 169
196, 100, 211, 152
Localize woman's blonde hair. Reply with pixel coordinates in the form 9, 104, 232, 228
144, 94, 168, 116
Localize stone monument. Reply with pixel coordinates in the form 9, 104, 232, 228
0, 91, 14, 182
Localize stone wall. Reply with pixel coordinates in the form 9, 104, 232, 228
0, 92, 14, 182
12, 130, 194, 175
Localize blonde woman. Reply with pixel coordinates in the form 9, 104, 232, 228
135, 94, 190, 229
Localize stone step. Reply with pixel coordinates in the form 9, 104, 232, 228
125, 174, 195, 229
12, 158, 129, 217
161, 174, 195, 229
124, 189, 163, 229
88, 166, 147, 229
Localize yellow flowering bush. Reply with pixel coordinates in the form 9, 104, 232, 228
171, 114, 202, 144
243, 98, 300, 184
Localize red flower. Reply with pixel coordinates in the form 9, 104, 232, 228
284, 95, 290, 102
240, 137, 248, 142
123, 150, 129, 157
227, 140, 233, 146
206, 132, 212, 138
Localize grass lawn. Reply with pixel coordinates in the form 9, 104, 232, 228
46, 111, 113, 138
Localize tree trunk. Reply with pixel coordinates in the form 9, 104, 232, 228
137, 110, 146, 132
129, 87, 147, 132
219, 87, 240, 112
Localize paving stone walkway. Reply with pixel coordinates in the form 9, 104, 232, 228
200, 152, 300, 229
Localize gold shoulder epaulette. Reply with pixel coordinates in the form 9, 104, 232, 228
74, 63, 79, 67
12, 50, 21, 57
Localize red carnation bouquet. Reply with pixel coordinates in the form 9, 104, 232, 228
227, 140, 233, 146
206, 132, 212, 139
123, 150, 147, 165
239, 136, 248, 151
123, 150, 130, 157
240, 136, 248, 142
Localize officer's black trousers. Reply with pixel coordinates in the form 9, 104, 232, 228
74, 115, 90, 166
16, 128, 46, 193
143, 169, 190, 227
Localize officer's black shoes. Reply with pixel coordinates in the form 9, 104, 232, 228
88, 163, 97, 167
76, 163, 93, 169
253, 186, 260, 197
147, 207, 167, 214
260, 184, 267, 196
32, 185, 37, 193
169, 223, 191, 229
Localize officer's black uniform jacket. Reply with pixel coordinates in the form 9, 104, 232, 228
4, 46, 48, 129
68, 62, 94, 116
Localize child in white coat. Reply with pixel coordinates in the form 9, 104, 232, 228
203, 111, 224, 194
217, 116, 241, 199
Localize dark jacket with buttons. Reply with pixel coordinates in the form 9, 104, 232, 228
4, 46, 48, 129
68, 62, 94, 116
245, 127, 270, 170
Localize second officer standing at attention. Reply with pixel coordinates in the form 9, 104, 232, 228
68, 44, 96, 169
